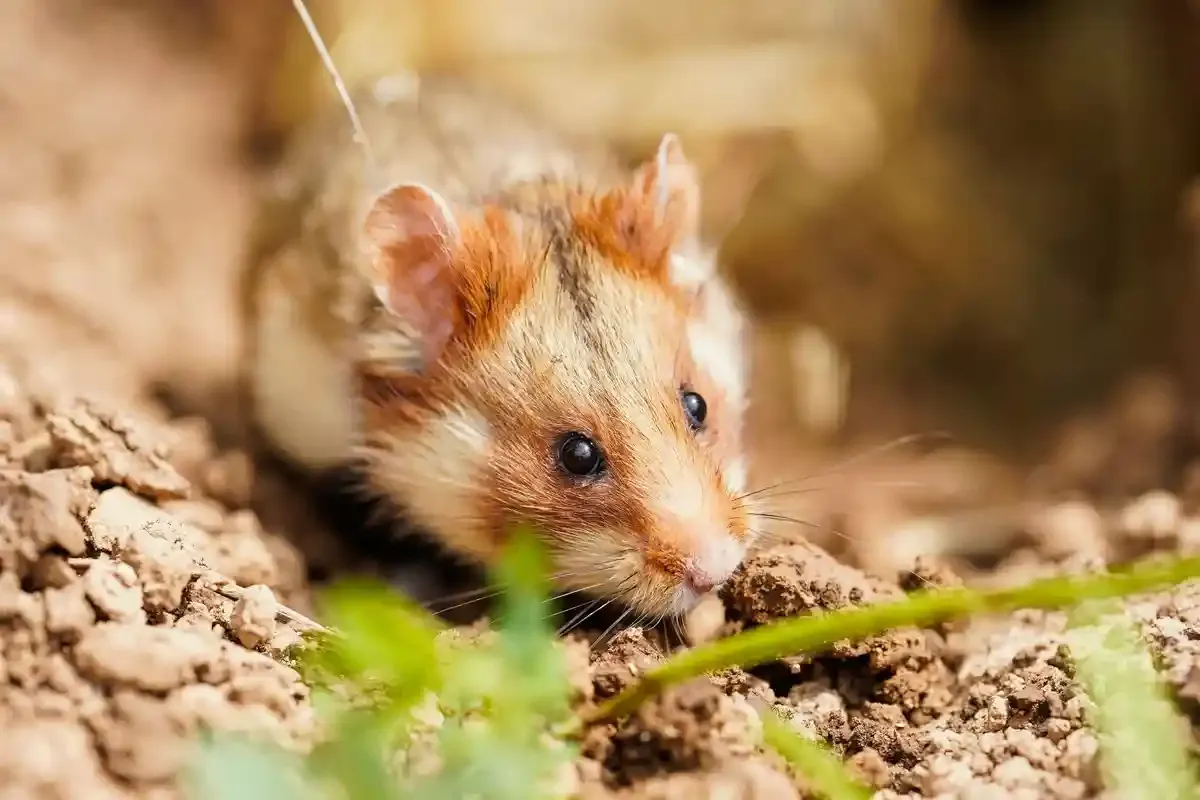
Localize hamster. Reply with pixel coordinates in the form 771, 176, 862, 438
242, 74, 753, 622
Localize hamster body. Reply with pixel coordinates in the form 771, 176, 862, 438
244, 75, 753, 619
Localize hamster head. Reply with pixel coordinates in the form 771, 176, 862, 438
355, 134, 752, 621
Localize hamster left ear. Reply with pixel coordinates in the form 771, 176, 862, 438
363, 182, 463, 371
630, 133, 702, 261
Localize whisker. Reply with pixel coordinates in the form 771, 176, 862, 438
818, 430, 952, 473
424, 562, 610, 617
746, 511, 828, 532
737, 478, 927, 508
736, 482, 819, 503
544, 582, 606, 605
670, 614, 686, 647
423, 583, 502, 609
591, 606, 634, 652
555, 599, 598, 635
429, 589, 506, 615
734, 431, 952, 503
558, 598, 612, 637
746, 516, 855, 547
547, 595, 602, 621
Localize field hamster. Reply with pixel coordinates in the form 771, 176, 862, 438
242, 71, 753, 622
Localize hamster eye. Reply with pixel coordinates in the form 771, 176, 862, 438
557, 433, 606, 478
681, 390, 707, 430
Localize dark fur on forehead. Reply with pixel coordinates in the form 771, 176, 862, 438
498, 188, 600, 325
477, 174, 683, 289
362, 174, 691, 425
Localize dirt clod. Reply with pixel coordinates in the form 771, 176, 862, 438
591, 627, 666, 700
83, 559, 147, 624
722, 540, 901, 625
0, 384, 314, 797
591, 678, 759, 787
44, 402, 191, 502
0, 468, 95, 572
230, 584, 278, 649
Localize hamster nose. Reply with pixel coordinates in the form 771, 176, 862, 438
680, 538, 743, 595
683, 565, 721, 595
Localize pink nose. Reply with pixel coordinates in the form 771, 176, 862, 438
683, 567, 721, 595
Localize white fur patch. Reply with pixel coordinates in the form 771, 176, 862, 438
722, 457, 748, 495
685, 267, 747, 414
252, 272, 355, 470
669, 252, 714, 289
691, 535, 745, 585
653, 465, 708, 525
373, 404, 493, 561
688, 317, 744, 407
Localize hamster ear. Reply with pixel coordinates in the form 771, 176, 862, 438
363, 183, 463, 369
630, 133, 702, 257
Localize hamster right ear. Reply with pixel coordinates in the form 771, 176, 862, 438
363, 183, 463, 369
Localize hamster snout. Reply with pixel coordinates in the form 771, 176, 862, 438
667, 530, 747, 615
682, 546, 737, 594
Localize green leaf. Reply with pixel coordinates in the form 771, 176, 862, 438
413, 716, 572, 800
184, 734, 318, 800
396, 529, 578, 800
491, 527, 572, 721
494, 526, 553, 649
188, 529, 580, 800
309, 710, 399, 800
760, 709, 872, 800
306, 578, 443, 705
1067, 603, 1200, 800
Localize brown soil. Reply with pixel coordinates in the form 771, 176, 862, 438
9, 380, 1200, 798
4, 3, 1200, 799
0, 381, 316, 798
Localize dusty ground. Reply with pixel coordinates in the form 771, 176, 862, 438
4, 2, 1200, 799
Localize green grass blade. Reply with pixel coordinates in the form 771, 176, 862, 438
760, 709, 871, 800
586, 555, 1200, 722
1067, 603, 1199, 800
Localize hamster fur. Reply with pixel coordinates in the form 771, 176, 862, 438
244, 74, 752, 621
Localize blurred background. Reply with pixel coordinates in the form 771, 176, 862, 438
2, 0, 1200, 578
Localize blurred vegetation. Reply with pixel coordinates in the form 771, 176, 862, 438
1068, 601, 1200, 799
189, 530, 579, 800
760, 709, 873, 800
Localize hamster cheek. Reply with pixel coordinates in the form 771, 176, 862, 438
361, 402, 495, 562
542, 529, 640, 598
